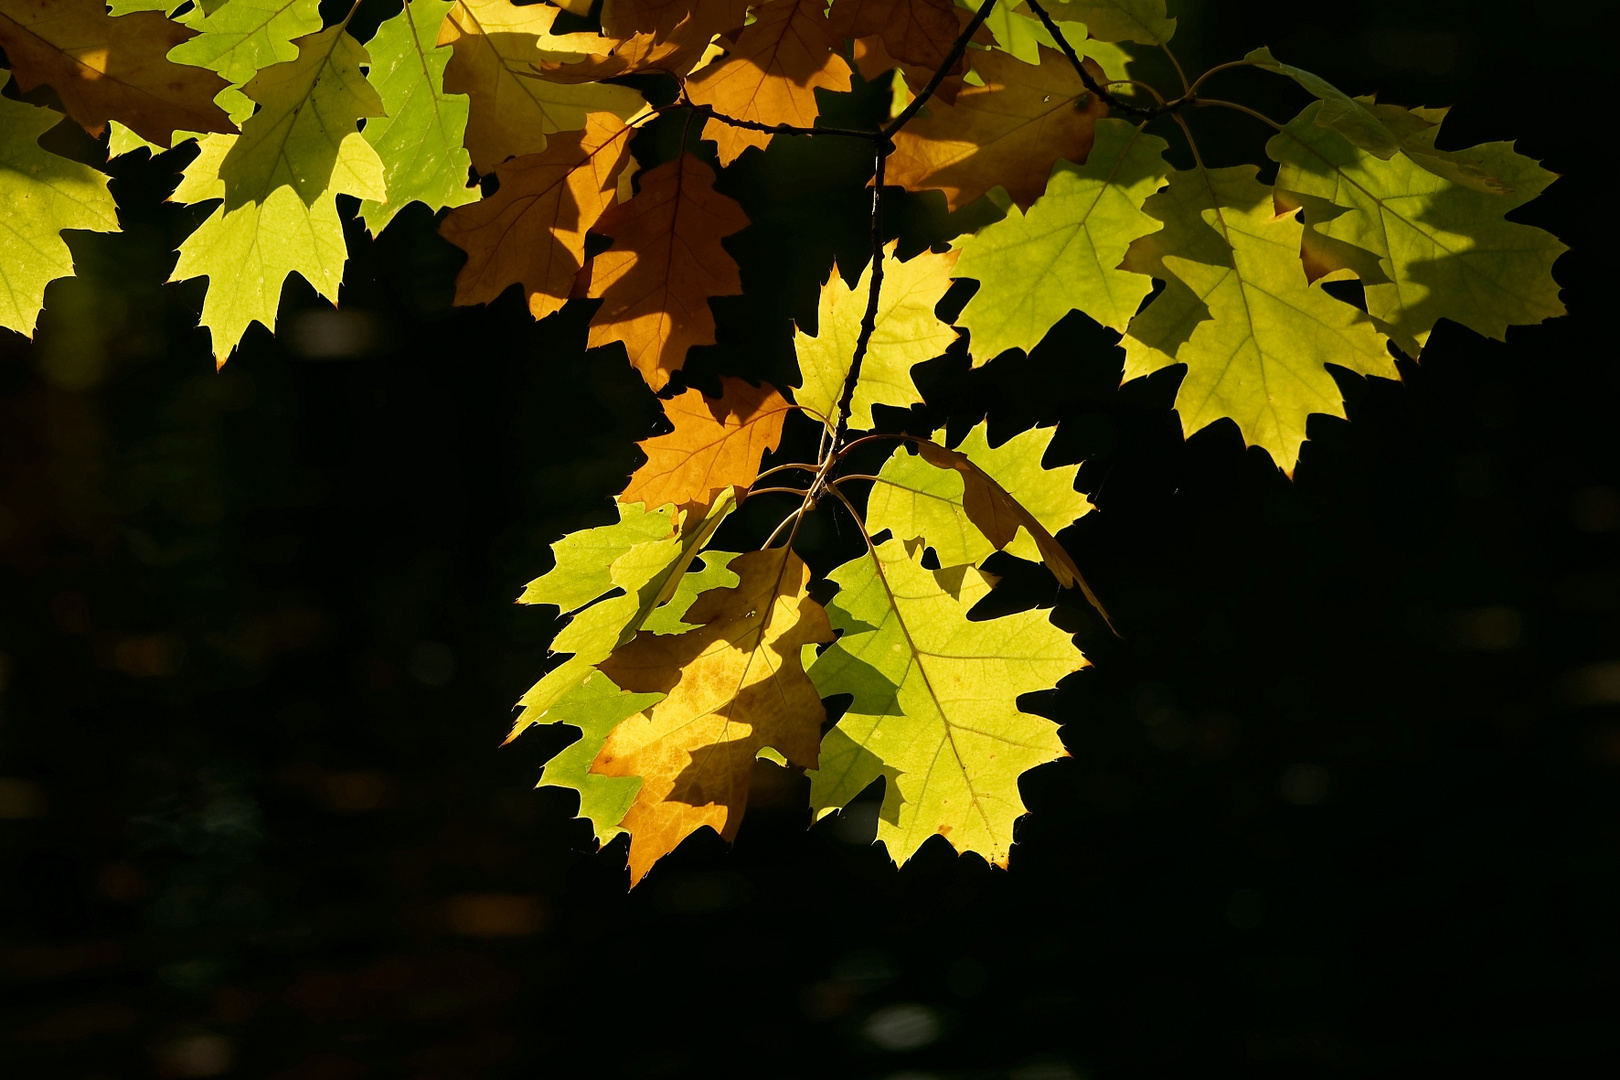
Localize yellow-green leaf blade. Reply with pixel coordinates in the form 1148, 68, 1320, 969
808, 539, 1081, 867
1268, 102, 1566, 357
953, 118, 1168, 360
0, 82, 120, 337
793, 242, 959, 432
359, 0, 477, 235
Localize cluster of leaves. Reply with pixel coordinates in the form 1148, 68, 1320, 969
0, 0, 1564, 882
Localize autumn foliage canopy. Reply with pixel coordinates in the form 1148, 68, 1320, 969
0, 0, 1565, 884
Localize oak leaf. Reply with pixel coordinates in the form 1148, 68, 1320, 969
169, 23, 388, 360
1124, 167, 1396, 475
439, 113, 634, 322
359, 0, 478, 235
684, 0, 852, 166
0, 77, 121, 337
621, 377, 793, 514
793, 241, 958, 432
829, 0, 963, 82
808, 539, 1080, 867
166, 0, 324, 121
953, 118, 1168, 362
888, 45, 1109, 211
602, 0, 748, 40
584, 153, 751, 390
543, 0, 748, 81
438, 0, 645, 172
866, 421, 1091, 586
0, 0, 232, 146
1267, 101, 1565, 359
594, 546, 834, 884
1039, 0, 1174, 45
513, 492, 737, 742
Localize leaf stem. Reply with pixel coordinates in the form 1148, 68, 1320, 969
1185, 60, 1255, 96
1193, 97, 1285, 131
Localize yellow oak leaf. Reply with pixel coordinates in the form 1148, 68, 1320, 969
437, 0, 645, 172
793, 241, 959, 432
584, 153, 751, 390
888, 46, 1109, 211
543, 0, 748, 81
594, 547, 834, 885
439, 113, 634, 321
0, 0, 232, 146
602, 0, 748, 40
684, 0, 852, 166
621, 377, 793, 514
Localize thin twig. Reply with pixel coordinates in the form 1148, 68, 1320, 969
680, 96, 883, 141
1024, 0, 1170, 120
883, 0, 1001, 138
1194, 97, 1285, 131
751, 462, 820, 485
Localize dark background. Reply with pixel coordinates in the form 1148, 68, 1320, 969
1, 0, 1614, 1076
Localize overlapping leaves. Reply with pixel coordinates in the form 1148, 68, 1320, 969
0, 0, 1567, 884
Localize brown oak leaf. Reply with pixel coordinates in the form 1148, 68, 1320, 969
602, 0, 748, 41
684, 0, 852, 166
584, 153, 751, 390
594, 547, 834, 884
439, 113, 633, 321
889, 46, 1109, 210
0, 0, 232, 146
828, 0, 963, 82
622, 377, 793, 513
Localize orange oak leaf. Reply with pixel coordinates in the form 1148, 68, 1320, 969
584, 153, 751, 390
889, 46, 1109, 211
439, 113, 633, 321
684, 0, 852, 166
594, 547, 834, 884
0, 0, 232, 146
535, 21, 702, 83
621, 376, 793, 513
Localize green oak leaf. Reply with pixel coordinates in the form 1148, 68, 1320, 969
511, 490, 737, 740
639, 550, 741, 635
168, 0, 325, 123
359, 0, 477, 235
808, 539, 1081, 868
535, 669, 658, 846
217, 21, 386, 209
1042, 0, 1174, 44
1268, 101, 1566, 358
0, 81, 121, 336
793, 242, 959, 432
169, 130, 383, 358
953, 118, 1168, 360
1125, 166, 1395, 474
867, 420, 1090, 572
962, 3, 1134, 80
1243, 47, 1401, 159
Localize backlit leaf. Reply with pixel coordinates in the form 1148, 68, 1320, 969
439, 113, 633, 321
359, 0, 478, 235
808, 539, 1080, 867
953, 118, 1168, 361
1268, 101, 1565, 358
793, 241, 958, 432
584, 153, 751, 390
594, 546, 834, 884
866, 420, 1090, 583
0, 79, 121, 337
438, 0, 645, 172
621, 377, 793, 514
0, 0, 233, 145
685, 0, 852, 166
888, 46, 1109, 211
